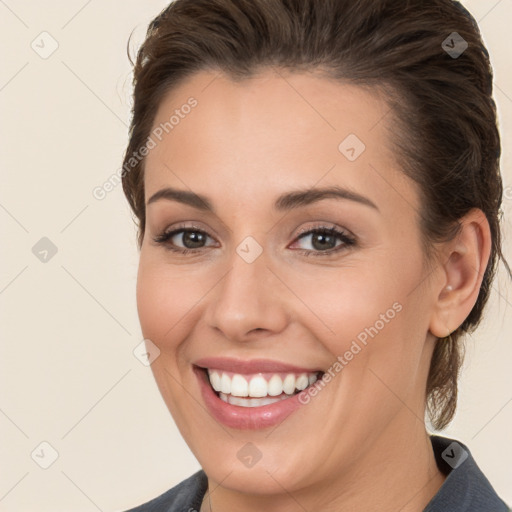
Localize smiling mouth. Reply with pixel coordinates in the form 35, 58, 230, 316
200, 367, 325, 408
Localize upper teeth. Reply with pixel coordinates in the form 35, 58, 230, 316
207, 369, 318, 397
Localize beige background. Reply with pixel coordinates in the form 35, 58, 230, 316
0, 1, 511, 510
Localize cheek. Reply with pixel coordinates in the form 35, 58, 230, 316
296, 251, 425, 381
289, 261, 406, 345
135, 255, 205, 431
293, 267, 426, 449
135, 254, 205, 351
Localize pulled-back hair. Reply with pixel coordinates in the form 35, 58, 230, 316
122, 0, 510, 429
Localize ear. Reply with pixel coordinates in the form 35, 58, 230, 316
429, 208, 492, 338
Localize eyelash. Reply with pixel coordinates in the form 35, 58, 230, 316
152, 223, 356, 257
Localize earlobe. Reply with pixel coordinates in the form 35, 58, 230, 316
428, 209, 492, 339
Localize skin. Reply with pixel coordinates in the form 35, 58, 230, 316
136, 69, 491, 511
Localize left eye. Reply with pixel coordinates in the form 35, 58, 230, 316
291, 228, 355, 253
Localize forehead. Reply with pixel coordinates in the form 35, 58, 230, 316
144, 69, 417, 216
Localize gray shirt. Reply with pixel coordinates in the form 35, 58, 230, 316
125, 436, 510, 511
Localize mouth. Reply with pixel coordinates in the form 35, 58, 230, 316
192, 357, 327, 429
202, 368, 324, 407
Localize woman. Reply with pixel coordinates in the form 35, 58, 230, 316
122, 0, 510, 510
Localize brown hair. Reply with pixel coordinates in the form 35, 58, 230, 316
122, 0, 511, 429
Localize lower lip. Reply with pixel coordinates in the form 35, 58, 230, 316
194, 366, 310, 430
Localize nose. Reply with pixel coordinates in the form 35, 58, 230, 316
203, 247, 289, 342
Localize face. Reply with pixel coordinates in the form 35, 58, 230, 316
137, 69, 439, 495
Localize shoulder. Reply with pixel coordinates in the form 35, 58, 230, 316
123, 470, 208, 512
425, 435, 510, 512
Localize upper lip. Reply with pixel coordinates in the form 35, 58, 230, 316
194, 357, 323, 374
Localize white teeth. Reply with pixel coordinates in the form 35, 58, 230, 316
249, 375, 268, 397
296, 374, 309, 391
282, 374, 296, 395
209, 371, 222, 392
267, 375, 283, 396
220, 373, 231, 394
231, 374, 249, 397
219, 392, 289, 407
207, 369, 320, 402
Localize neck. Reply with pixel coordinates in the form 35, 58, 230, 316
201, 420, 446, 512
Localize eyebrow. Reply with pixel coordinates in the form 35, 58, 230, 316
146, 185, 379, 212
274, 185, 379, 212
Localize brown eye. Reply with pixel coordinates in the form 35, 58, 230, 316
307, 232, 339, 251
291, 227, 356, 256
176, 230, 208, 249
153, 227, 216, 254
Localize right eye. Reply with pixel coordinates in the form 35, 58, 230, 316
153, 226, 217, 254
